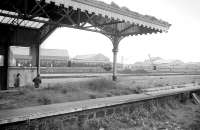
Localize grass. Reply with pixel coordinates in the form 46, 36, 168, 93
89, 94, 97, 99
0, 78, 141, 110
82, 98, 200, 130
86, 78, 117, 92
119, 69, 149, 74
189, 109, 200, 129
37, 94, 52, 105
1, 75, 200, 111
1, 75, 200, 129
83, 98, 196, 130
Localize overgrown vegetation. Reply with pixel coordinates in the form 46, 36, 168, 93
86, 78, 117, 92
1, 76, 200, 129
119, 69, 149, 74
188, 109, 200, 129
83, 99, 199, 130
0, 78, 142, 110
1, 75, 200, 110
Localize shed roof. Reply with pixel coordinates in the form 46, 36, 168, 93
73, 53, 110, 62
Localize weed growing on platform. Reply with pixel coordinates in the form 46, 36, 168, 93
37, 94, 52, 105
1, 76, 199, 112
86, 78, 117, 92
83, 98, 186, 130
188, 109, 200, 129
89, 94, 97, 99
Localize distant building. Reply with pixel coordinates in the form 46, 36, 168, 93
40, 48, 69, 67
10, 46, 69, 67
139, 57, 184, 66
131, 57, 188, 72
73, 53, 110, 62
71, 53, 111, 67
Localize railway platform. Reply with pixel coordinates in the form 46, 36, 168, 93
0, 84, 200, 125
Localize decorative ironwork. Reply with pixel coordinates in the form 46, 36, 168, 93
0, 0, 171, 42
0, 0, 171, 84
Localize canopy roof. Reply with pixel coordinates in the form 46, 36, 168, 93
49, 0, 170, 31
0, 0, 171, 46
0, 0, 170, 32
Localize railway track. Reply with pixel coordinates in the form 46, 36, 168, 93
41, 72, 200, 79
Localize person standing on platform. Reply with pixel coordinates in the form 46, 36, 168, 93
33, 74, 42, 88
14, 73, 21, 88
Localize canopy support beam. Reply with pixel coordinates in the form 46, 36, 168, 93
30, 43, 40, 76
36, 43, 40, 76
3, 43, 9, 90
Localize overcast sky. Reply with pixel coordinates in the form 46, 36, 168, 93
41, 0, 200, 64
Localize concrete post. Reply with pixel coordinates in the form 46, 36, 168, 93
112, 37, 119, 81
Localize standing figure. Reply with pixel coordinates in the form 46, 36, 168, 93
33, 74, 42, 88
14, 73, 21, 88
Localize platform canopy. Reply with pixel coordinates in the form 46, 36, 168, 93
0, 0, 171, 46
0, 0, 171, 84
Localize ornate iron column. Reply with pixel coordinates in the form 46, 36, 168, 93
112, 37, 119, 81
110, 36, 124, 81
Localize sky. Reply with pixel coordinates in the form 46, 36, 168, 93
41, 0, 200, 64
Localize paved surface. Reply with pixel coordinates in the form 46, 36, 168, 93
0, 84, 200, 125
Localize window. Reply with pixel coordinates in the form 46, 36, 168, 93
0, 55, 4, 66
